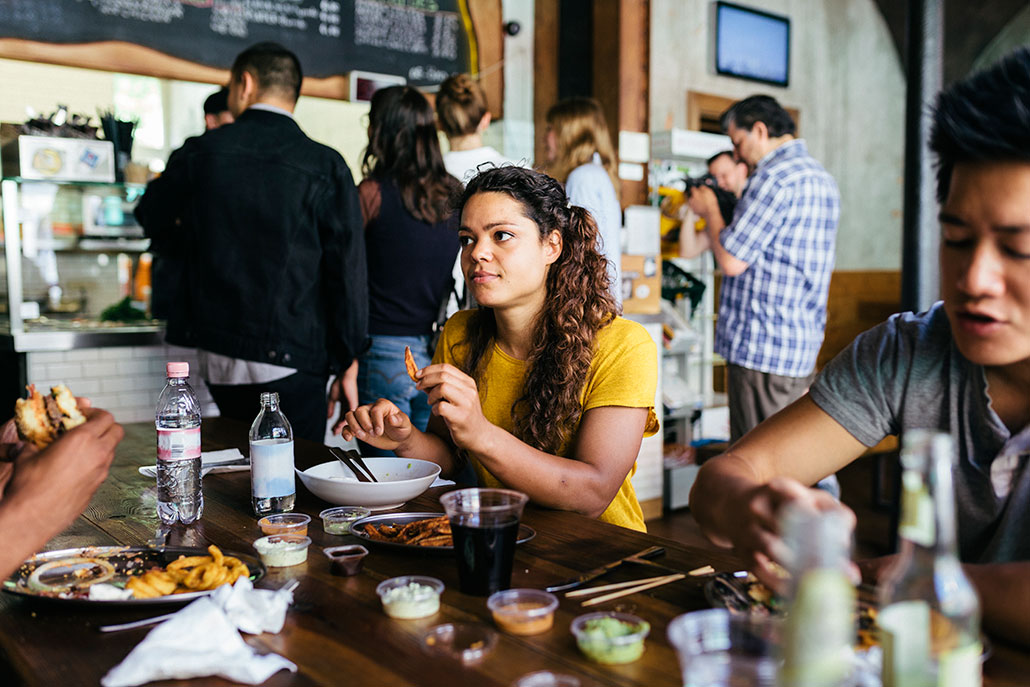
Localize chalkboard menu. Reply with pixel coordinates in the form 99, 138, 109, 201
0, 0, 472, 86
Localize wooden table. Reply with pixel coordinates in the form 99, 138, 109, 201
0, 418, 1026, 686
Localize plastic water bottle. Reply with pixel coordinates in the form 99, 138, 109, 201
155, 361, 203, 524
249, 392, 296, 515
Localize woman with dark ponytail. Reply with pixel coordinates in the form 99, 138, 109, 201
336, 166, 658, 531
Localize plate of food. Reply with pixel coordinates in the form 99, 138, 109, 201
704, 572, 880, 650
2, 545, 264, 606
351, 512, 536, 553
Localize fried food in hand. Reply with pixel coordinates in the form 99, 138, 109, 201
14, 383, 86, 447
126, 545, 250, 599
404, 346, 419, 382
363, 515, 452, 547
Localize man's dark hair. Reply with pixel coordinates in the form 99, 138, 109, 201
930, 46, 1030, 203
230, 42, 302, 102
203, 87, 229, 115
706, 150, 735, 167
721, 95, 796, 138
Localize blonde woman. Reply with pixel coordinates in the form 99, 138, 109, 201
544, 97, 622, 302
436, 74, 519, 186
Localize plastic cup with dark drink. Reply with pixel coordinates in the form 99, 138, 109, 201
440, 488, 529, 596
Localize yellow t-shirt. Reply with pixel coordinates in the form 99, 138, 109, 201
433, 310, 659, 531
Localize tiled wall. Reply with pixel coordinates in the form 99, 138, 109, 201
26, 344, 218, 424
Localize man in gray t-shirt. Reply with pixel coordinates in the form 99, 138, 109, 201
810, 303, 1030, 563
689, 47, 1030, 643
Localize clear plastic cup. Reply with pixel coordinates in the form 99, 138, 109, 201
257, 513, 310, 536
439, 488, 528, 596
319, 506, 371, 535
666, 609, 781, 687
487, 588, 558, 635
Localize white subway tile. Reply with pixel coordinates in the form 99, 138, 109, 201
116, 359, 149, 375
29, 351, 65, 364
100, 347, 133, 361
64, 349, 100, 363
46, 363, 82, 380
101, 377, 135, 393
87, 361, 120, 378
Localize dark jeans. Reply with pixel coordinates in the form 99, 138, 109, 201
207, 370, 329, 445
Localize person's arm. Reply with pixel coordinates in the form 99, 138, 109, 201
685, 186, 749, 276
0, 408, 123, 579
858, 556, 1030, 649
134, 143, 191, 255
319, 160, 369, 374
689, 395, 868, 585
416, 363, 649, 517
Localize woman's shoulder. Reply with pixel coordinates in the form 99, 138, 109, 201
594, 317, 656, 355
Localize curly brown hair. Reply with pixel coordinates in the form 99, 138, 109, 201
453, 166, 619, 454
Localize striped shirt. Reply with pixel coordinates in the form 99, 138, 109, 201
715, 139, 839, 378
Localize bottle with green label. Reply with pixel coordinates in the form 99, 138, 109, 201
879, 430, 981, 687
778, 503, 856, 687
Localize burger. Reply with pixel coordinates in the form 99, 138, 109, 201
14, 384, 86, 448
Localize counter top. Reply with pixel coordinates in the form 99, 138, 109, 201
0, 320, 164, 351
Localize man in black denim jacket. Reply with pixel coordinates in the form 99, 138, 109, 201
136, 42, 367, 442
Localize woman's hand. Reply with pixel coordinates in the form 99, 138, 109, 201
416, 363, 492, 451
335, 399, 413, 452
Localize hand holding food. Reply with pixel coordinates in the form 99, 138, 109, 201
14, 384, 86, 448
416, 364, 491, 452
126, 545, 250, 599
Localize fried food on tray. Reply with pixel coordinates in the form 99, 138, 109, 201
404, 345, 419, 382
126, 545, 250, 599
14, 383, 87, 448
362, 515, 452, 547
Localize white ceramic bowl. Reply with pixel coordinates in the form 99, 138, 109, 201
296, 458, 441, 510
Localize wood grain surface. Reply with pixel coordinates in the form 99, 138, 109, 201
0, 418, 1025, 686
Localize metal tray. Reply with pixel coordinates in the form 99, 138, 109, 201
2, 545, 265, 606
350, 512, 536, 554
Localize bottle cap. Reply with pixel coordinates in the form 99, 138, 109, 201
166, 362, 189, 378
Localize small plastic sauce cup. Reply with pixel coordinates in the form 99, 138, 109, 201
376, 575, 444, 619
323, 545, 368, 576
319, 506, 371, 535
570, 611, 650, 665
257, 513, 311, 536
253, 534, 311, 568
487, 589, 558, 635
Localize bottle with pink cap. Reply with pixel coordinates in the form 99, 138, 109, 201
155, 361, 203, 524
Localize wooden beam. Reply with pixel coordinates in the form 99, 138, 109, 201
616, 0, 649, 206
533, 0, 560, 167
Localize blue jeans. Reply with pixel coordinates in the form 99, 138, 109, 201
357, 335, 432, 457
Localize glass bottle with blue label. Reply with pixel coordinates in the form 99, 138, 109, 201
879, 430, 981, 687
249, 392, 295, 516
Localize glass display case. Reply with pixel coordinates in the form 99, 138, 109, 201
0, 177, 162, 351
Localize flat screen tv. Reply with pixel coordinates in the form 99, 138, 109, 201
715, 2, 790, 87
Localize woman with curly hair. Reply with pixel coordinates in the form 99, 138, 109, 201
544, 97, 622, 301
336, 166, 658, 531
349, 85, 462, 455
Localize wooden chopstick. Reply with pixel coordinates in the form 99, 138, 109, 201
565, 574, 676, 598
580, 573, 685, 607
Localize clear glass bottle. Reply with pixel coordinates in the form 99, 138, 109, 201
249, 392, 296, 515
155, 361, 203, 524
879, 430, 981, 687
778, 504, 856, 687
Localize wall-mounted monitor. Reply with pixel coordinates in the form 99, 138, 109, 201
715, 2, 790, 87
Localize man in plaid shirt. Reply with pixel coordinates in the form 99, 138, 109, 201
688, 96, 840, 492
